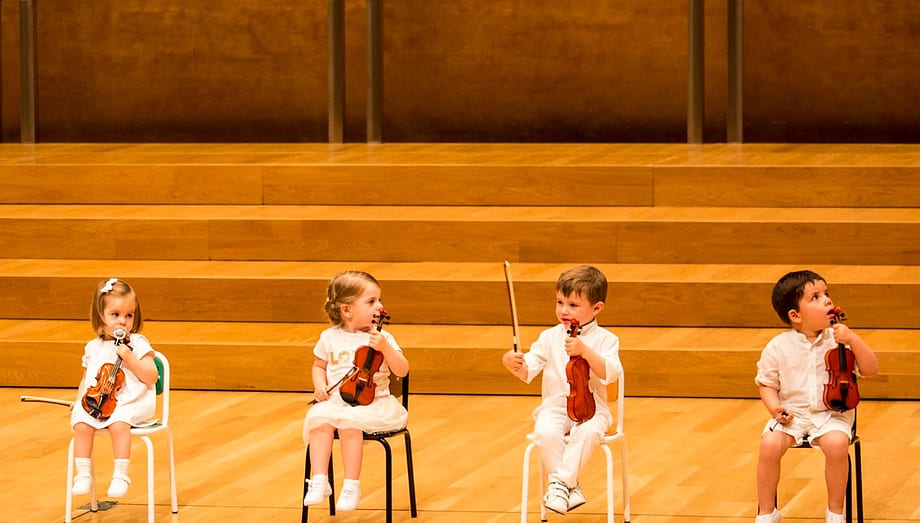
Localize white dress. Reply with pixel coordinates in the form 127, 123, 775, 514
70, 334, 157, 429
303, 327, 408, 441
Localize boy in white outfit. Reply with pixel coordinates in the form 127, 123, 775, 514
502, 265, 623, 514
755, 270, 878, 523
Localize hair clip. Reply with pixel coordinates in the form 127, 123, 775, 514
101, 278, 118, 294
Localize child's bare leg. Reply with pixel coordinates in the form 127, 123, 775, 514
815, 431, 850, 514
338, 428, 364, 480
108, 422, 132, 458
73, 422, 96, 457
756, 430, 792, 513
308, 424, 335, 475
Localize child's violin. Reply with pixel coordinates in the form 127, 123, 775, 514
565, 319, 596, 423
81, 327, 130, 420
823, 307, 860, 412
339, 310, 389, 407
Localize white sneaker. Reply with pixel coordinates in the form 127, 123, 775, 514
755, 508, 782, 523
825, 508, 845, 523
303, 475, 332, 506
71, 475, 92, 496
335, 482, 362, 512
567, 483, 586, 511
107, 473, 131, 498
543, 481, 569, 515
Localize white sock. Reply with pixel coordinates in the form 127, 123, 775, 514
74, 457, 92, 478
113, 458, 130, 477
342, 478, 360, 490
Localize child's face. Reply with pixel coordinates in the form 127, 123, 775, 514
101, 294, 137, 338
555, 291, 603, 330
342, 284, 385, 333
791, 280, 836, 333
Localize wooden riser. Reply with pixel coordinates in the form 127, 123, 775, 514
0, 261, 918, 328
2, 320, 917, 399
1, 205, 919, 264
3, 143, 920, 207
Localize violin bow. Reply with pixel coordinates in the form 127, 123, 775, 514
20, 395, 74, 408
308, 366, 358, 405
503, 260, 521, 352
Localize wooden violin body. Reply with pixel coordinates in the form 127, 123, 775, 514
340, 311, 389, 407
565, 319, 596, 423
823, 307, 860, 412
81, 329, 129, 420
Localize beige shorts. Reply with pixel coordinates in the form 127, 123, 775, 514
761, 410, 854, 448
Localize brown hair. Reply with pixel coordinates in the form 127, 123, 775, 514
323, 271, 381, 326
556, 265, 608, 305
90, 278, 143, 337
771, 269, 826, 325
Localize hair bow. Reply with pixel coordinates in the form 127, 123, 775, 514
101, 278, 118, 294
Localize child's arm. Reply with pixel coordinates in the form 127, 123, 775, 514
832, 323, 879, 377
369, 330, 409, 377
502, 350, 528, 381
312, 359, 330, 402
758, 384, 793, 425
117, 345, 158, 385
564, 337, 610, 381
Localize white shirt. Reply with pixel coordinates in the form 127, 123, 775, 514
755, 327, 857, 427
522, 321, 622, 423
313, 326, 400, 399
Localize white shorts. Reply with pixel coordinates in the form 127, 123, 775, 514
761, 409, 854, 448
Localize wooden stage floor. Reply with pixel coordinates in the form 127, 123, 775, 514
2, 388, 917, 523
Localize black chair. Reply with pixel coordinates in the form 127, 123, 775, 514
775, 411, 863, 523
302, 374, 417, 523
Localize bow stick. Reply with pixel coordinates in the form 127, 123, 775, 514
20, 395, 74, 408
503, 260, 521, 352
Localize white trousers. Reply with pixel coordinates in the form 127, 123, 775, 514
531, 405, 606, 488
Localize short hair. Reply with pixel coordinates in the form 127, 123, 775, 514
323, 271, 381, 326
556, 265, 608, 305
771, 269, 826, 325
90, 278, 143, 336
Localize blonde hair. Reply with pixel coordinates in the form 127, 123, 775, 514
323, 271, 380, 326
556, 265, 608, 305
90, 278, 143, 337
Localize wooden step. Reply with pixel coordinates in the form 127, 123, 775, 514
2, 320, 916, 399
1, 260, 918, 328
1, 204, 918, 264
3, 143, 919, 207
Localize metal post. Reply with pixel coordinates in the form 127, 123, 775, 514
727, 0, 743, 143
687, 0, 704, 144
328, 0, 344, 144
367, 0, 383, 143
19, 0, 37, 144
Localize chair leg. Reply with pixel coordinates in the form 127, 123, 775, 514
404, 432, 418, 517
378, 439, 394, 523
602, 444, 615, 523
845, 454, 853, 523
854, 440, 863, 523
620, 437, 631, 523
520, 442, 534, 523
301, 447, 310, 523
142, 435, 155, 523
167, 430, 179, 513
65, 439, 75, 523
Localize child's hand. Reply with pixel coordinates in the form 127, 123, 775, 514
115, 344, 132, 360
564, 336, 587, 357
771, 406, 793, 425
503, 350, 525, 374
368, 330, 390, 352
831, 322, 857, 346
313, 386, 330, 403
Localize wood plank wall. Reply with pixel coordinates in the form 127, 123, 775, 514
2, 2, 919, 142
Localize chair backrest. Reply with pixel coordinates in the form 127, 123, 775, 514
604, 371, 625, 435
388, 373, 409, 410
153, 351, 170, 425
